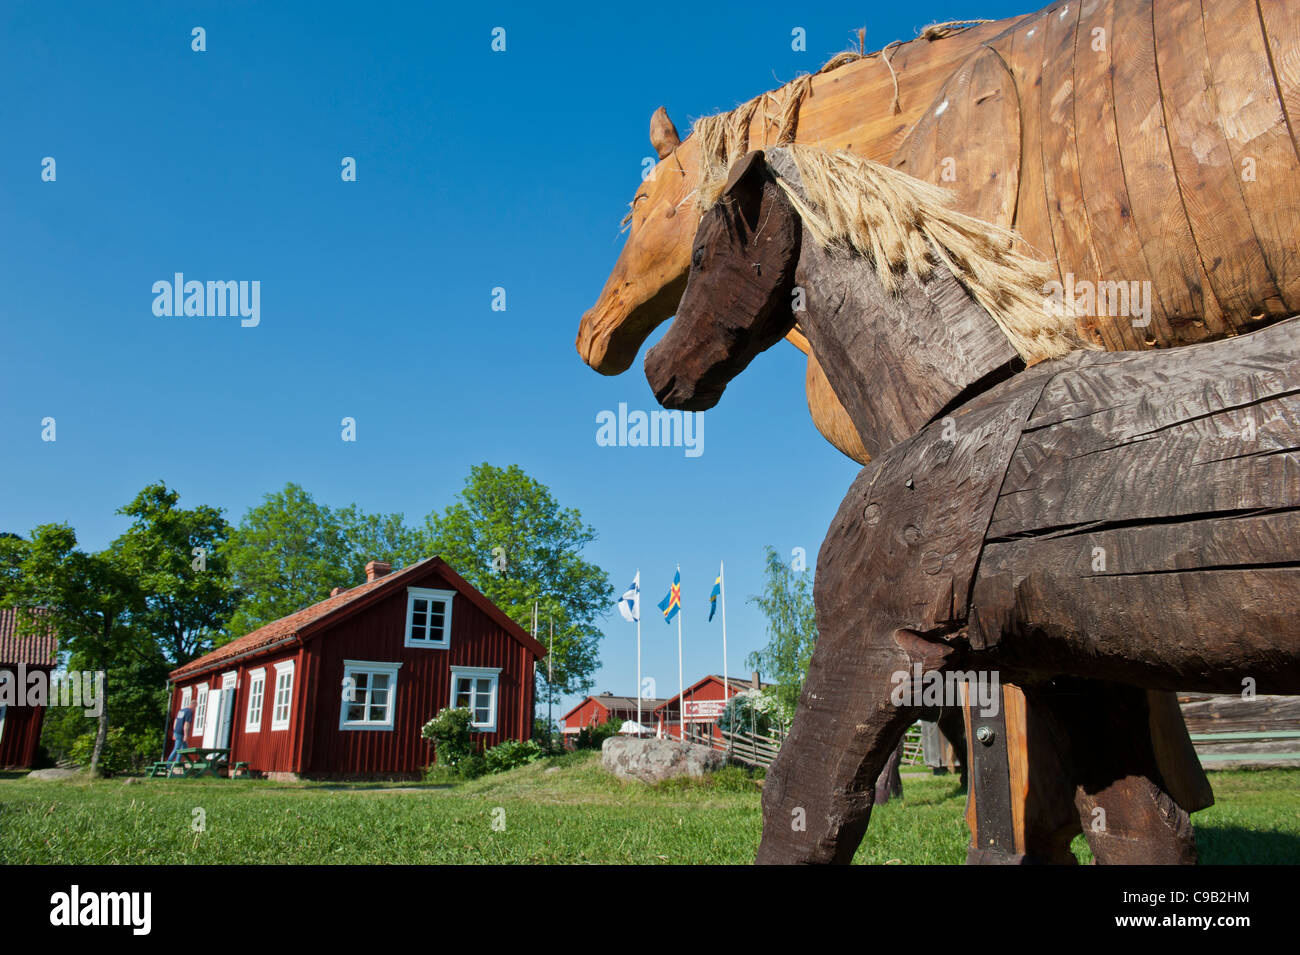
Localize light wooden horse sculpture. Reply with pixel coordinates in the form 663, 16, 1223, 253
645, 146, 1300, 865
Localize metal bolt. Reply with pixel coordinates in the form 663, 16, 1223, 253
975, 725, 995, 745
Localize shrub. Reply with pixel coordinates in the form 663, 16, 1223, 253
421, 707, 475, 767
484, 739, 542, 773
717, 691, 780, 738
69, 727, 130, 775
575, 717, 622, 750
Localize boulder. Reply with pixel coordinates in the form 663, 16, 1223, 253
25, 768, 84, 782
601, 737, 725, 784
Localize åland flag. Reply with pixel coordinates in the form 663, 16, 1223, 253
708, 571, 722, 622
658, 568, 682, 623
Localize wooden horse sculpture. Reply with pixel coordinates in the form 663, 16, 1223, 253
644, 146, 1300, 864
580, 0, 1300, 856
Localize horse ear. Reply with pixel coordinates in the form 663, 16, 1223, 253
722, 149, 767, 199
650, 107, 681, 159
720, 150, 769, 223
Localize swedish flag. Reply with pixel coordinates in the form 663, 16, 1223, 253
708, 572, 721, 622
658, 568, 682, 623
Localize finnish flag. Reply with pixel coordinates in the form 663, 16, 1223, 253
618, 572, 640, 623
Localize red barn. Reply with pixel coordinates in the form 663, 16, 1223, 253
166, 557, 546, 779
0, 608, 60, 770
654, 673, 769, 742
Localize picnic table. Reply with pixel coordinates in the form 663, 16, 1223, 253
176, 746, 230, 778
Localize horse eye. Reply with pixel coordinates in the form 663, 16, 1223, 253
692, 247, 705, 269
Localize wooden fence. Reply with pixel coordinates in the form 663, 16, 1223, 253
1179, 693, 1300, 769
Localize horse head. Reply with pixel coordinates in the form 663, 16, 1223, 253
644, 150, 801, 410
575, 108, 700, 376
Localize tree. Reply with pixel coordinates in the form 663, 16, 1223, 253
745, 546, 818, 717
0, 525, 142, 774
422, 463, 612, 703
222, 484, 425, 638
113, 482, 239, 665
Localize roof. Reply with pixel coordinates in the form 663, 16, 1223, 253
170, 557, 547, 680
654, 674, 771, 710
0, 608, 59, 666
559, 694, 671, 723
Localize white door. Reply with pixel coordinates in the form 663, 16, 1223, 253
217, 673, 236, 750
201, 688, 226, 749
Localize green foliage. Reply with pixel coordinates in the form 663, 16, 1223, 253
745, 546, 818, 715
113, 483, 239, 664
221, 483, 422, 638
421, 707, 475, 767
70, 727, 130, 775
422, 463, 613, 703
483, 739, 542, 773
575, 717, 622, 750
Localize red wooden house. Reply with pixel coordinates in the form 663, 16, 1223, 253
654, 673, 769, 742
166, 557, 546, 779
559, 691, 670, 741
0, 608, 60, 770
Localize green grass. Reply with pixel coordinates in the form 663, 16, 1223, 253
1, 755, 1296, 864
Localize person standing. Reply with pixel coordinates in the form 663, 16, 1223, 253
168, 703, 194, 762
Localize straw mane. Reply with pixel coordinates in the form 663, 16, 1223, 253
690, 22, 993, 213
766, 145, 1090, 365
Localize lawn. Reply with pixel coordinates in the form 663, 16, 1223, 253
1, 754, 1296, 864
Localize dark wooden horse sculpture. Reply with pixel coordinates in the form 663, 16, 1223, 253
645, 147, 1300, 864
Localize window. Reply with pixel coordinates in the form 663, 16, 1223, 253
450, 667, 501, 732
245, 668, 266, 732
271, 661, 295, 731
339, 661, 402, 731
180, 686, 192, 711
405, 587, 455, 648
194, 683, 209, 735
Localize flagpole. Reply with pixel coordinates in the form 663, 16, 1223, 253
720, 560, 729, 709
636, 569, 642, 730
548, 617, 554, 746
676, 565, 684, 740
677, 608, 684, 740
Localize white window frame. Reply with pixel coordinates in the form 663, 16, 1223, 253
0, 673, 8, 744
245, 668, 266, 733
193, 683, 209, 735
339, 660, 402, 731
404, 587, 455, 649
180, 685, 192, 711
271, 661, 295, 732
450, 666, 502, 733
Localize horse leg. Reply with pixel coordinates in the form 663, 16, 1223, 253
1043, 678, 1197, 864
756, 619, 925, 863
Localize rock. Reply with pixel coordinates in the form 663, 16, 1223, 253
122, 777, 142, 785
25, 768, 84, 782
543, 766, 561, 775
601, 737, 726, 784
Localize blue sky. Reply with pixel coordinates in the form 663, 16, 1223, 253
0, 0, 1026, 716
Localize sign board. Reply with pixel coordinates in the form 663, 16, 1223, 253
683, 699, 728, 721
